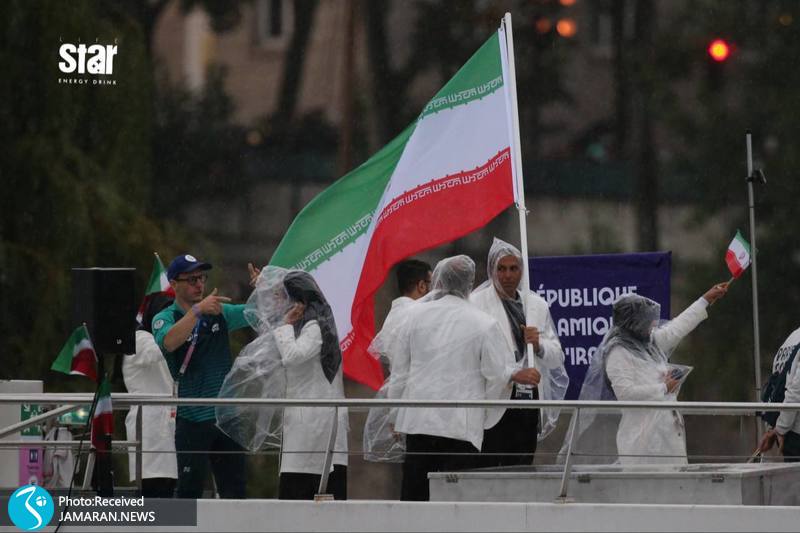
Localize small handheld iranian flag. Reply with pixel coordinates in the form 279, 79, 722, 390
51, 325, 98, 382
136, 253, 175, 324
91, 378, 114, 451
725, 230, 752, 279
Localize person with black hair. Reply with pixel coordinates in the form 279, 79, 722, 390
123, 293, 178, 498
396, 259, 432, 300
273, 271, 349, 500
374, 259, 432, 370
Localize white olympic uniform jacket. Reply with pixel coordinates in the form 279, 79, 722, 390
123, 330, 178, 481
273, 321, 349, 475
470, 286, 566, 431
606, 298, 708, 464
387, 295, 516, 450
376, 296, 416, 369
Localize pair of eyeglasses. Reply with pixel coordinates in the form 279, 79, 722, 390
177, 273, 208, 286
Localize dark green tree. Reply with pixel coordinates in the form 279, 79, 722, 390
0, 0, 179, 383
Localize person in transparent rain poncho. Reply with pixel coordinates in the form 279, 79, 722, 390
470, 238, 569, 467
364, 255, 537, 501
563, 283, 728, 465
216, 268, 349, 500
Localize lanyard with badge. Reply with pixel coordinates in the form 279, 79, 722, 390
171, 317, 202, 418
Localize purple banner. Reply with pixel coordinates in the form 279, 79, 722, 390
530, 252, 671, 400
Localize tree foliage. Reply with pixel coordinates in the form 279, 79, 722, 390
0, 0, 177, 384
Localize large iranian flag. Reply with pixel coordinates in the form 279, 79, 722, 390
271, 25, 520, 389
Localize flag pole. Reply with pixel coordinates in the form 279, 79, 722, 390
746, 131, 763, 443
502, 12, 535, 370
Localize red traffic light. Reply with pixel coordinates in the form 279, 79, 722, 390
708, 39, 731, 62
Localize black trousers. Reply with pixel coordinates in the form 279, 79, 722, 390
783, 431, 800, 463
401, 434, 479, 501
480, 407, 540, 468
175, 418, 246, 499
141, 478, 176, 498
279, 464, 347, 500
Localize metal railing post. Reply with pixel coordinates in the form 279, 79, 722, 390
82, 451, 95, 490
316, 406, 338, 499
558, 407, 580, 501
135, 404, 143, 495
314, 407, 339, 501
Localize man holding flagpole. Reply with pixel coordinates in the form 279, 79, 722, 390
471, 238, 568, 467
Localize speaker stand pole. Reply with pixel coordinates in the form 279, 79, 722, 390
91, 354, 114, 497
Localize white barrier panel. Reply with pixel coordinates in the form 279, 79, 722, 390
430, 463, 800, 506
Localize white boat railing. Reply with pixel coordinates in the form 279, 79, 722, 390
2, 393, 797, 500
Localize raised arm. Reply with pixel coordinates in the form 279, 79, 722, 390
651, 282, 728, 355
650, 299, 708, 355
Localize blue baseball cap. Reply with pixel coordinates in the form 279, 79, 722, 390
167, 254, 212, 281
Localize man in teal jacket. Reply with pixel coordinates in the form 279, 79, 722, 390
152, 254, 258, 499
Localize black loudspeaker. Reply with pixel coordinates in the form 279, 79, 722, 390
71, 268, 136, 355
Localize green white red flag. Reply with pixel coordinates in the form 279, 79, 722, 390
136, 254, 174, 324
91, 378, 114, 451
725, 230, 752, 279
51, 325, 98, 382
270, 24, 519, 389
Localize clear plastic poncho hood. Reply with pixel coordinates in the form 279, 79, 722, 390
427, 254, 475, 301
216, 266, 343, 452
474, 236, 523, 296
216, 266, 292, 451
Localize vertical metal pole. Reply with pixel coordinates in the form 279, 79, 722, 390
82, 452, 95, 490
746, 131, 763, 444
502, 12, 535, 370
316, 407, 338, 498
135, 405, 143, 495
558, 408, 580, 501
